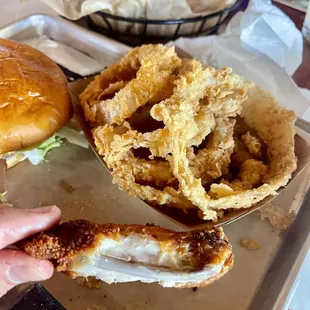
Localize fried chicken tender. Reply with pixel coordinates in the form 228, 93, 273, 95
19, 220, 234, 288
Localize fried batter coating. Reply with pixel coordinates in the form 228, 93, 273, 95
91, 54, 249, 221
259, 203, 295, 230
80, 45, 181, 125
221, 159, 268, 191
150, 59, 217, 157
93, 125, 195, 210
190, 117, 235, 185
81, 45, 296, 222
19, 220, 234, 288
200, 67, 247, 117
163, 67, 247, 220
204, 85, 296, 217
241, 132, 262, 158
238, 159, 268, 187
231, 137, 252, 167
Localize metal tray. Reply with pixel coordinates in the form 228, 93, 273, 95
0, 14, 310, 310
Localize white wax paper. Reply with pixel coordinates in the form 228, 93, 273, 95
23, 36, 105, 76
38, 0, 237, 36
38, 0, 236, 20
225, 0, 303, 75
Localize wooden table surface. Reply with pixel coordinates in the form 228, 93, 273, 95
273, 2, 310, 89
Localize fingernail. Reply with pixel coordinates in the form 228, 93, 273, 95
5, 261, 53, 284
28, 206, 58, 214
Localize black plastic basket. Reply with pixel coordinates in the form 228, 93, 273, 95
83, 0, 245, 46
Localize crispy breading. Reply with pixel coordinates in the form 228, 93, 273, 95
80, 45, 181, 125
238, 159, 268, 187
19, 220, 234, 288
200, 66, 247, 117
241, 132, 262, 158
204, 85, 296, 217
81, 45, 296, 222
231, 137, 252, 167
222, 159, 268, 191
190, 117, 235, 184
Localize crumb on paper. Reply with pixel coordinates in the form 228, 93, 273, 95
240, 239, 260, 251
59, 197, 96, 221
67, 184, 74, 192
59, 179, 74, 193
86, 305, 101, 310
259, 204, 295, 230
75, 276, 102, 289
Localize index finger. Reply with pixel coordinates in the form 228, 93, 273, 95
0, 205, 61, 249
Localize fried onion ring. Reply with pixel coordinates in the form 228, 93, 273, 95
81, 45, 296, 222
80, 44, 181, 125
188, 85, 296, 220
190, 117, 236, 185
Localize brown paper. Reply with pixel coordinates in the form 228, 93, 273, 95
70, 78, 310, 230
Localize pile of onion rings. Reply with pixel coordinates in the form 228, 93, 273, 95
80, 44, 297, 222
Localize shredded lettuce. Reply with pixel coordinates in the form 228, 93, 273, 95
23, 135, 63, 165
15, 127, 89, 166
0, 191, 12, 206
56, 127, 89, 149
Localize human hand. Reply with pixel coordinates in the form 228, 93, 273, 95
0, 205, 61, 298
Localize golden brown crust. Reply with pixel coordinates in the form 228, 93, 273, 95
79, 44, 181, 125
80, 45, 296, 222
19, 219, 232, 275
0, 39, 72, 154
178, 252, 234, 288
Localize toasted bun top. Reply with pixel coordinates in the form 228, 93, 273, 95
0, 39, 72, 154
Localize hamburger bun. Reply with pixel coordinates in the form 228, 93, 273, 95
0, 39, 72, 155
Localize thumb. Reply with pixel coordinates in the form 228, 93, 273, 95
0, 249, 53, 298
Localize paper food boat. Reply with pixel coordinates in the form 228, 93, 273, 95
69, 73, 310, 230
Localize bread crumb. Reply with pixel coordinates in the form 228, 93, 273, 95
240, 239, 260, 250
75, 276, 102, 289
259, 204, 295, 230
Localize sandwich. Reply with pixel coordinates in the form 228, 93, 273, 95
0, 39, 87, 169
